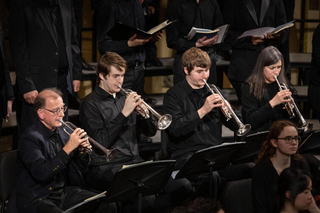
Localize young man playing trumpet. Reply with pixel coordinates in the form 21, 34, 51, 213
163, 47, 252, 197
80, 51, 193, 213
7, 88, 115, 213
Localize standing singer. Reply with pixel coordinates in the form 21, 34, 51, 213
7, 88, 115, 213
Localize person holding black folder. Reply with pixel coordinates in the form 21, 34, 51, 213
163, 47, 252, 197
222, 0, 288, 102
96, 0, 161, 102
166, 0, 223, 86
80, 52, 193, 213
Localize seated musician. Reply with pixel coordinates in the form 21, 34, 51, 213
80, 51, 193, 213
252, 120, 310, 213
7, 88, 115, 213
163, 47, 252, 197
241, 46, 299, 134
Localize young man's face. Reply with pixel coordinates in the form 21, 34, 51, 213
99, 65, 125, 95
184, 66, 210, 89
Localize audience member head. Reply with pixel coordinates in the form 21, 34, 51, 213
256, 120, 302, 163
182, 47, 212, 89
34, 88, 65, 130
171, 197, 224, 213
246, 46, 287, 100
96, 51, 127, 95
273, 167, 313, 213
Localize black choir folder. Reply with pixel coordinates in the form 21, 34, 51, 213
185, 24, 230, 43
238, 20, 294, 39
108, 19, 175, 40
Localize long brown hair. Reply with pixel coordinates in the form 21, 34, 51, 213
255, 120, 303, 163
246, 46, 288, 100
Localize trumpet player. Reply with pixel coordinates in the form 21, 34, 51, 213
163, 47, 253, 198
7, 88, 116, 213
80, 52, 193, 213
242, 46, 299, 133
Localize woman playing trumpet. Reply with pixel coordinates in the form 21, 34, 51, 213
242, 46, 299, 133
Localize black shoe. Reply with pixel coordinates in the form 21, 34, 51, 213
82, 57, 96, 70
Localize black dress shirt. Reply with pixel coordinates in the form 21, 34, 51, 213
163, 79, 239, 169
40, 121, 70, 196
241, 82, 297, 133
166, 0, 223, 52
80, 86, 157, 166
252, 158, 310, 213
96, 0, 146, 63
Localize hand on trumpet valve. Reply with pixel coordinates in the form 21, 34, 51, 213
64, 128, 90, 155
78, 139, 92, 154
199, 94, 222, 117
122, 92, 143, 117
271, 89, 292, 107
136, 104, 149, 116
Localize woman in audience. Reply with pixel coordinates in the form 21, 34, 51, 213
252, 120, 310, 213
241, 46, 297, 134
272, 167, 319, 213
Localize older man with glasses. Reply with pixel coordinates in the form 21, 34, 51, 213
6, 88, 116, 213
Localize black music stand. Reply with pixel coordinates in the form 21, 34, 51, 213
105, 160, 176, 213
63, 192, 107, 213
174, 142, 245, 197
233, 131, 269, 164
299, 130, 320, 154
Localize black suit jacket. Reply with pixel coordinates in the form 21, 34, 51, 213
9, 0, 82, 96
0, 17, 14, 119
223, 0, 287, 81
7, 120, 88, 213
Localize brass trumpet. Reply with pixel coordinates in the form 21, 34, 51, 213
274, 76, 312, 132
118, 85, 172, 130
60, 120, 117, 162
202, 79, 251, 136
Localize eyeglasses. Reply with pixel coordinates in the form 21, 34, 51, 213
276, 136, 301, 144
42, 106, 67, 116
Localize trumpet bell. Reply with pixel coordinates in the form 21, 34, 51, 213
157, 114, 172, 130
237, 124, 251, 137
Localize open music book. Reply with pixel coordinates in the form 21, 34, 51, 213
185, 24, 230, 43
108, 19, 175, 40
238, 20, 294, 39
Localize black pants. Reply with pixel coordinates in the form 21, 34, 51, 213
308, 84, 320, 122
229, 79, 244, 104
38, 186, 116, 213
122, 63, 145, 97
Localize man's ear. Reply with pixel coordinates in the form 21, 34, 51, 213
37, 109, 44, 120
183, 67, 189, 76
99, 73, 106, 81
271, 139, 278, 148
